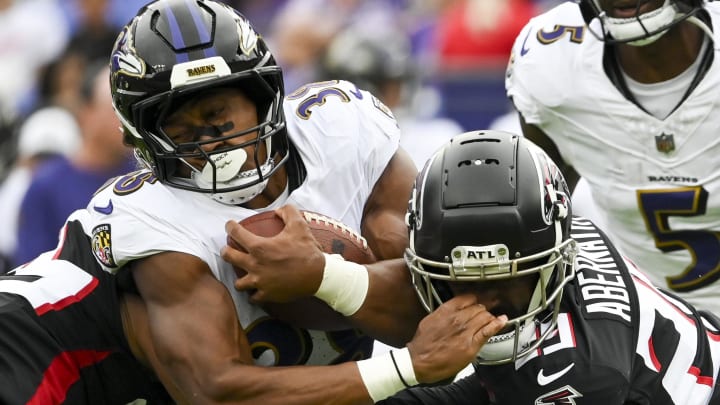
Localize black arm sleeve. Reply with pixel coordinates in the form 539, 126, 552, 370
377, 374, 489, 405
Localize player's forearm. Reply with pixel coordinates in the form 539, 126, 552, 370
356, 259, 425, 346
176, 352, 422, 405
151, 329, 378, 405
314, 255, 425, 347
197, 362, 372, 405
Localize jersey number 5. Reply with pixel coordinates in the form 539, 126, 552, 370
637, 186, 720, 292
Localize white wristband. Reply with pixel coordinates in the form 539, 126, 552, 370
357, 348, 419, 402
313, 253, 369, 316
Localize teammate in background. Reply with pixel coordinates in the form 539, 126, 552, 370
17, 0, 504, 402
488, 109, 607, 230
505, 0, 720, 315
319, 26, 463, 170
225, 131, 720, 404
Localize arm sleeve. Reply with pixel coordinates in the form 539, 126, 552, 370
377, 374, 489, 405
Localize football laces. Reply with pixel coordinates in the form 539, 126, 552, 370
301, 211, 369, 250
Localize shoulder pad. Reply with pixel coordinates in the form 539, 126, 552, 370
507, 2, 598, 109
283, 80, 399, 137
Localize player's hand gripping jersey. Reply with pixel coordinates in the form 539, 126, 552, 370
506, 2, 720, 314
380, 217, 720, 405
75, 80, 400, 366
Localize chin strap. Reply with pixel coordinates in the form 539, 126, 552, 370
285, 139, 306, 193
687, 14, 714, 39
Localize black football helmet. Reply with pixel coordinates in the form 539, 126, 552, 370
110, 0, 288, 204
577, 0, 707, 46
404, 130, 578, 365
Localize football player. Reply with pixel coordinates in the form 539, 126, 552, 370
383, 131, 720, 404
227, 131, 720, 404
0, 222, 503, 403
0, 221, 173, 404
505, 0, 720, 315
10, 0, 504, 402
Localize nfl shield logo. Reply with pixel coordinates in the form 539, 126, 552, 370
655, 133, 675, 153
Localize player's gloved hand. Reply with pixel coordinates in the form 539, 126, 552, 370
222, 204, 325, 303
408, 294, 507, 384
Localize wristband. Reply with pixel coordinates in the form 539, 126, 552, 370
313, 253, 368, 316
357, 348, 419, 402
389, 347, 419, 387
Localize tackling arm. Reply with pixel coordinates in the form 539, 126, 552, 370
124, 253, 506, 404
360, 147, 417, 260
129, 251, 369, 404
358, 147, 425, 346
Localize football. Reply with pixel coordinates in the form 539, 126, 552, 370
230, 210, 377, 330
236, 210, 377, 264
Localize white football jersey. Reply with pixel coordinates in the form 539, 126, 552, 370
71, 80, 400, 366
507, 3, 720, 314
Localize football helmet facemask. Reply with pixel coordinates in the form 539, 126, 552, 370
110, 0, 288, 205
578, 0, 707, 46
405, 130, 578, 365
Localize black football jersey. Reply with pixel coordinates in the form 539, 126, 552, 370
381, 217, 720, 404
0, 219, 172, 404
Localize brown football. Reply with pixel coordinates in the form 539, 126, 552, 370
229, 210, 377, 330
236, 210, 376, 264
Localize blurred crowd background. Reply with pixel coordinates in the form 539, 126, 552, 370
0, 0, 564, 272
